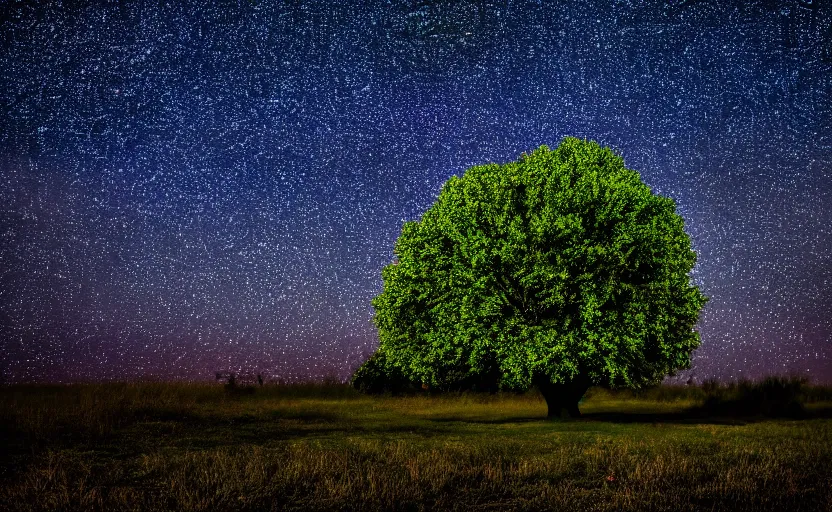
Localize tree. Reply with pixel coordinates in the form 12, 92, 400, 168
368, 138, 707, 418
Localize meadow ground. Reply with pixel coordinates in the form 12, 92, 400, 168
1, 382, 831, 511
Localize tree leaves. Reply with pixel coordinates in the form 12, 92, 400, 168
371, 138, 707, 391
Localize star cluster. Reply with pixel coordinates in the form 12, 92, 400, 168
1, 0, 830, 383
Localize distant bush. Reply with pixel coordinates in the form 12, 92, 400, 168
351, 351, 420, 395
220, 374, 256, 397
803, 384, 832, 402
583, 376, 832, 414
584, 384, 706, 402
699, 376, 808, 418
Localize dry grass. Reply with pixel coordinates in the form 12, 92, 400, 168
1, 382, 831, 511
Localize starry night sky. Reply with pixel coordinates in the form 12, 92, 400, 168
1, 0, 830, 384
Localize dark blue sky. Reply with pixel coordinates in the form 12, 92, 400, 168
1, 0, 830, 383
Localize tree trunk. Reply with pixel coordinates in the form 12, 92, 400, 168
534, 374, 591, 419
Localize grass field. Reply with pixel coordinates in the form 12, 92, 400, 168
1, 382, 831, 511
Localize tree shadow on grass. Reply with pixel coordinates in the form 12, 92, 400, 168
583, 404, 832, 424
428, 410, 743, 425
580, 411, 751, 425
430, 416, 545, 425
429, 404, 832, 426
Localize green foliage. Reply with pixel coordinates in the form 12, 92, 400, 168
372, 138, 708, 391
351, 351, 420, 394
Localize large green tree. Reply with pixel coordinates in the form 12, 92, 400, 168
367, 138, 707, 417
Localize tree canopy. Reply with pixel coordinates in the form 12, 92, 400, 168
362, 138, 707, 416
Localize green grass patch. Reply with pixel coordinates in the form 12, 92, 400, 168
1, 382, 831, 511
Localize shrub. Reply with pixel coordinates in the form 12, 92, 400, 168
700, 376, 808, 418
350, 352, 420, 395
